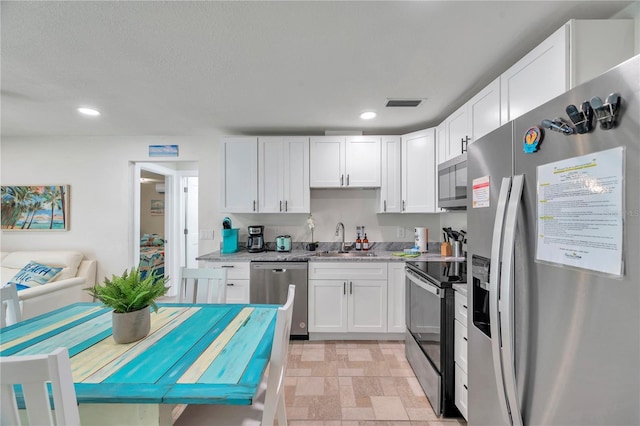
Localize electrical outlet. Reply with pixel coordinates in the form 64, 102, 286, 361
397, 226, 405, 238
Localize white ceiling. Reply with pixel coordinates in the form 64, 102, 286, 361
1, 1, 633, 138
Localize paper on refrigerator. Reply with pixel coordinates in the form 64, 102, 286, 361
536, 147, 624, 276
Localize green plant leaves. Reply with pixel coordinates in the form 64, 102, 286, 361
86, 267, 169, 313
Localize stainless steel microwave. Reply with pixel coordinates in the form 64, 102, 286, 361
438, 153, 467, 210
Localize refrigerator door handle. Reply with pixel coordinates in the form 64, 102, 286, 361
499, 174, 525, 426
490, 177, 512, 425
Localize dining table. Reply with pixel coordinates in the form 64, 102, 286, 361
0, 302, 279, 426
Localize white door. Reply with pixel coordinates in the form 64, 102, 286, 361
220, 137, 258, 212
348, 280, 387, 333
380, 136, 401, 213
310, 136, 344, 187
387, 262, 406, 333
258, 137, 284, 213
345, 136, 381, 187
282, 137, 310, 213
132, 162, 179, 296
401, 129, 436, 213
181, 175, 199, 268
308, 280, 348, 332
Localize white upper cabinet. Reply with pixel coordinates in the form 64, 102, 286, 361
379, 136, 401, 213
442, 77, 500, 164
500, 24, 567, 125
220, 137, 258, 213
309, 136, 344, 187
310, 136, 381, 188
468, 77, 501, 142
401, 128, 436, 213
258, 137, 309, 213
436, 123, 448, 166
445, 103, 470, 160
501, 19, 634, 125
345, 136, 381, 187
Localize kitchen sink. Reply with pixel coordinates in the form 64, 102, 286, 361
313, 251, 377, 258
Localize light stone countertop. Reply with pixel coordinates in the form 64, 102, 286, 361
197, 249, 465, 263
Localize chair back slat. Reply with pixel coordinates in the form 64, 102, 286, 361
179, 267, 228, 304
1, 283, 22, 327
262, 284, 295, 425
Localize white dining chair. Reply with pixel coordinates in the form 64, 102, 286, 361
175, 284, 296, 426
178, 267, 228, 304
1, 283, 22, 327
0, 347, 80, 426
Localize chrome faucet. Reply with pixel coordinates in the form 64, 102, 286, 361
335, 222, 345, 252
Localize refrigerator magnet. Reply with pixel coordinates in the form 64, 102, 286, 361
523, 126, 543, 153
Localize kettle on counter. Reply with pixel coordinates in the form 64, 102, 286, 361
275, 235, 292, 252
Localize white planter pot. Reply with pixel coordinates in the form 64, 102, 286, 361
112, 306, 151, 344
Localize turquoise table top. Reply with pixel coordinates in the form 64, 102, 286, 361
0, 302, 278, 405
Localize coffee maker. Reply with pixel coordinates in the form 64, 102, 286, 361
247, 225, 265, 253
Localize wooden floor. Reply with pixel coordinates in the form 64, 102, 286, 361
284, 340, 467, 426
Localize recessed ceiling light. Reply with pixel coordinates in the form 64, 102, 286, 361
77, 107, 101, 116
360, 111, 376, 120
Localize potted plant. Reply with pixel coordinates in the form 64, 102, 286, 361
86, 267, 169, 344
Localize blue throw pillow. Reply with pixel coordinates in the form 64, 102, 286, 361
8, 261, 63, 291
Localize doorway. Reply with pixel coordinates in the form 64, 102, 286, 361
131, 162, 198, 296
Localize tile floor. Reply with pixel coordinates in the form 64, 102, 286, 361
283, 340, 467, 426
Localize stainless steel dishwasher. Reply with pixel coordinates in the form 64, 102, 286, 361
250, 261, 308, 338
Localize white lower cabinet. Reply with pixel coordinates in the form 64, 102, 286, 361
213, 262, 250, 304
454, 290, 468, 420
387, 262, 406, 333
309, 262, 388, 333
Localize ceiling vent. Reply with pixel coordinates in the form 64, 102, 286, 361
385, 99, 423, 108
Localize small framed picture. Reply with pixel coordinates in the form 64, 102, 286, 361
150, 199, 165, 216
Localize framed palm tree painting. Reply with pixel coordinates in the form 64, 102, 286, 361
1, 185, 69, 231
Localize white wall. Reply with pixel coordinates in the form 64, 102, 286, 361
1, 135, 220, 282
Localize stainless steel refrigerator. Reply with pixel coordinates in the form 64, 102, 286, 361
467, 55, 639, 425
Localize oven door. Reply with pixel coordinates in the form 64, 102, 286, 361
406, 268, 444, 372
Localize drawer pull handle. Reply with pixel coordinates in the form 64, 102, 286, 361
227, 283, 235, 286
464, 384, 468, 390
221, 265, 234, 268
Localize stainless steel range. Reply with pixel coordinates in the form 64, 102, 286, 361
405, 260, 466, 417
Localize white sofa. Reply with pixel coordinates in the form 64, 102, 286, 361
1, 250, 97, 321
